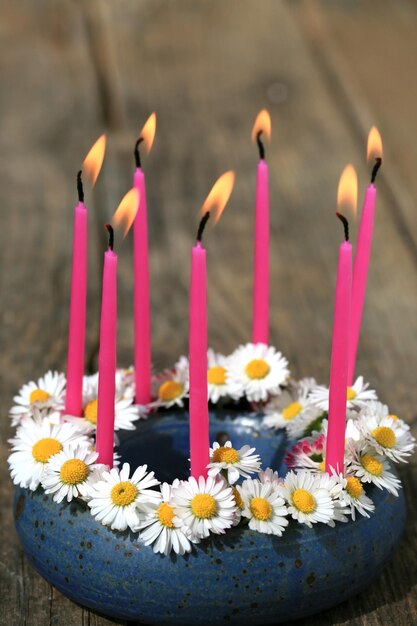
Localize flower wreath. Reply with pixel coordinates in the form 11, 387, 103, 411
8, 343, 415, 556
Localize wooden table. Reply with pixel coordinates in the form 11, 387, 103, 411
1, 1, 416, 624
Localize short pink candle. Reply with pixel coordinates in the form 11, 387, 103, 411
252, 158, 270, 345
326, 215, 352, 474
96, 226, 118, 467
65, 173, 87, 417
133, 167, 151, 405
189, 238, 209, 479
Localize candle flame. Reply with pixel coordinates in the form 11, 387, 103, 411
200, 171, 235, 225
367, 126, 383, 163
111, 188, 140, 238
251, 109, 271, 143
139, 113, 157, 156
83, 134, 106, 185
337, 164, 358, 217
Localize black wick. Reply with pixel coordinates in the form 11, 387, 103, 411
336, 212, 349, 242
371, 157, 382, 184
256, 130, 265, 160
134, 137, 144, 168
77, 170, 84, 202
197, 211, 211, 242
105, 224, 114, 251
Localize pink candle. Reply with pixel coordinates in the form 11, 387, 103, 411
96, 225, 118, 467
348, 128, 382, 384
189, 234, 209, 479
326, 214, 352, 474
251, 110, 271, 345
133, 114, 156, 405
65, 173, 87, 417
133, 167, 151, 405
189, 172, 235, 478
65, 135, 106, 416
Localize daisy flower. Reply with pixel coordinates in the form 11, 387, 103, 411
151, 356, 189, 409
336, 474, 375, 521
65, 374, 143, 433
227, 343, 290, 403
10, 370, 66, 425
358, 404, 415, 463
207, 440, 261, 485
87, 463, 160, 532
231, 486, 245, 525
315, 472, 349, 525
258, 467, 282, 487
262, 378, 316, 431
172, 476, 236, 539
40, 445, 99, 503
207, 349, 232, 403
138, 480, 197, 555
238, 478, 288, 535
286, 407, 327, 440
279, 470, 334, 527
346, 443, 401, 496
115, 367, 136, 400
8, 418, 91, 491
285, 434, 327, 472
309, 376, 377, 412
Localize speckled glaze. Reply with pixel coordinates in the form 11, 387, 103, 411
14, 410, 406, 624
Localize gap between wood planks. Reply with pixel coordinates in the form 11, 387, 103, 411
288, 0, 417, 265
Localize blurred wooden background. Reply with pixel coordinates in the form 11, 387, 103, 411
0, 1, 416, 624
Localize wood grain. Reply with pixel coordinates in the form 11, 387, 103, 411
0, 1, 416, 624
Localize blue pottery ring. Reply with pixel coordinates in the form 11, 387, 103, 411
14, 409, 406, 624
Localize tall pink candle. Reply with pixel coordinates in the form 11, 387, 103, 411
133, 166, 151, 405
189, 233, 209, 479
251, 110, 271, 345
252, 158, 270, 345
96, 225, 118, 467
348, 156, 381, 385
326, 214, 352, 474
65, 172, 87, 417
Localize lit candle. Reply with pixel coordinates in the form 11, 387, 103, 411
251, 109, 271, 345
96, 189, 139, 467
326, 166, 357, 474
65, 136, 106, 417
189, 172, 235, 479
133, 114, 156, 406
348, 128, 383, 385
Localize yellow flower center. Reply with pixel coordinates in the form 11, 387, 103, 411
245, 359, 270, 380
158, 381, 184, 402
32, 438, 63, 463
29, 388, 50, 404
346, 476, 363, 499
292, 488, 316, 514
83, 399, 98, 425
361, 454, 383, 477
212, 446, 240, 464
282, 401, 302, 421
207, 366, 227, 386
372, 426, 396, 448
388, 414, 399, 421
157, 502, 175, 528
232, 487, 244, 510
60, 459, 89, 485
110, 481, 138, 506
190, 493, 217, 519
318, 459, 326, 472
346, 387, 357, 401
250, 497, 273, 521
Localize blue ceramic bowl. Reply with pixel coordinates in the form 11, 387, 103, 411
14, 410, 406, 624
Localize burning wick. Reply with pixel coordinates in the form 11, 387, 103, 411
105, 223, 114, 251
134, 137, 144, 169
197, 212, 211, 243
256, 130, 265, 160
77, 170, 84, 203
336, 212, 349, 242
371, 157, 382, 185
